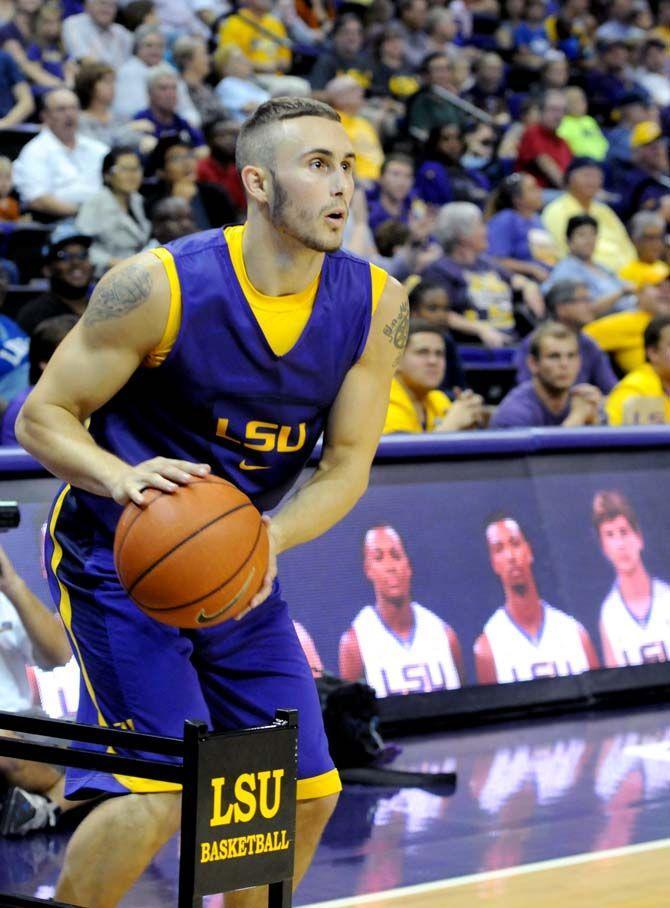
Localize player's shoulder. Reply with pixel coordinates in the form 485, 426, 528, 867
162, 227, 224, 260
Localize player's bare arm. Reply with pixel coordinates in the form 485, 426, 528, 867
16, 253, 210, 505
446, 626, 466, 685
474, 633, 498, 685
579, 625, 600, 670
249, 277, 408, 608
338, 627, 365, 682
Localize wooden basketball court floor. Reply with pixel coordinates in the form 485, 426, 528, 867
2, 704, 670, 906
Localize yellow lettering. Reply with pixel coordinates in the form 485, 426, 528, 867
211, 840, 220, 861
244, 421, 278, 451
279, 829, 289, 850
200, 842, 211, 863
255, 833, 266, 854
216, 418, 242, 445
276, 423, 306, 453
258, 769, 284, 820
210, 777, 233, 827
233, 772, 257, 823
227, 838, 238, 858
264, 832, 274, 851
245, 834, 255, 855
238, 837, 248, 857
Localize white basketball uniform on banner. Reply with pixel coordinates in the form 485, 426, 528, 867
600, 578, 670, 666
353, 602, 461, 698
484, 601, 589, 683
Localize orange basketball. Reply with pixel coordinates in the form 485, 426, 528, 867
113, 475, 269, 628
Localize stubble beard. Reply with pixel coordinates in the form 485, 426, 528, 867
269, 174, 343, 254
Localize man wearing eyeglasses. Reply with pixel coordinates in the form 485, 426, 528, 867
16, 226, 93, 337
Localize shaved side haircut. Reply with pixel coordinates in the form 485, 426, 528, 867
235, 97, 341, 173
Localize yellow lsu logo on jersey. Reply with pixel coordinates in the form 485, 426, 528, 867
209, 769, 285, 827
216, 418, 307, 454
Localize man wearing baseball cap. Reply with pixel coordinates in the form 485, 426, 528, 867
16, 224, 93, 337
619, 120, 670, 223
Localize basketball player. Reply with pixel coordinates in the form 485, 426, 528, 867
15, 98, 408, 908
593, 490, 670, 667
338, 525, 465, 696
474, 514, 599, 684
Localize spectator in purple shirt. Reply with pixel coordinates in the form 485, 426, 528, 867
133, 66, 205, 151
367, 153, 415, 233
515, 280, 618, 393
490, 320, 602, 428
416, 122, 490, 209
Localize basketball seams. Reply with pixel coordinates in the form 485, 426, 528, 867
126, 501, 252, 594
114, 475, 234, 566
134, 517, 265, 613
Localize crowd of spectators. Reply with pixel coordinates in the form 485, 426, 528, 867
0, 0, 668, 439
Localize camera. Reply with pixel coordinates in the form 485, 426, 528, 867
0, 501, 20, 532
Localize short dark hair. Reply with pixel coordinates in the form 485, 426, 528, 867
528, 320, 576, 359
101, 146, 140, 182
566, 213, 598, 240
483, 511, 528, 539
592, 490, 640, 535
74, 61, 114, 110
235, 97, 340, 173
380, 153, 414, 175
644, 313, 670, 354
544, 280, 587, 317
30, 314, 78, 385
373, 220, 410, 256
145, 134, 193, 176
406, 318, 445, 342
408, 280, 448, 312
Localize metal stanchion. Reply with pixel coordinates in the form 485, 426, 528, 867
0, 709, 298, 908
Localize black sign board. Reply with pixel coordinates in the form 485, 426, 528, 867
179, 712, 298, 905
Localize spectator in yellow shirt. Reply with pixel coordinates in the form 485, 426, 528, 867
619, 211, 670, 290
383, 319, 485, 433
606, 314, 670, 425
325, 75, 384, 182
542, 157, 636, 273
584, 279, 670, 373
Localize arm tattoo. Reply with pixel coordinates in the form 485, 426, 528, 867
382, 297, 409, 367
83, 263, 152, 326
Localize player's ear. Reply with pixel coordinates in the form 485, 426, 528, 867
241, 164, 269, 204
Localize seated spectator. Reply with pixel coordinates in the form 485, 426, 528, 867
463, 53, 509, 125
62, 0, 133, 70
583, 278, 670, 374
618, 121, 670, 225
516, 89, 573, 190
144, 135, 238, 230
633, 37, 670, 107
17, 224, 93, 336
172, 35, 226, 128
406, 51, 469, 143
416, 123, 490, 209
0, 270, 28, 405
383, 318, 485, 433
324, 76, 384, 183
307, 14, 373, 93
532, 51, 571, 97
605, 89, 649, 177
216, 0, 309, 97
490, 321, 602, 428
0, 47, 33, 127
214, 47, 270, 124
2, 313, 77, 445
0, 541, 72, 836
0, 0, 64, 93
556, 87, 609, 161
596, 1, 646, 44
367, 153, 415, 233
149, 0, 225, 38
113, 25, 199, 127
13, 88, 107, 219
423, 201, 542, 346
544, 0, 593, 63
513, 0, 552, 71
24, 1, 75, 94
75, 61, 154, 150
395, 0, 430, 70
584, 37, 648, 126
196, 119, 245, 216
462, 122, 504, 187
619, 211, 670, 290
545, 214, 635, 316
75, 146, 150, 277
486, 173, 557, 282
515, 280, 618, 394
369, 22, 421, 103
543, 156, 636, 272
408, 279, 467, 391
606, 314, 670, 425
145, 195, 197, 247
0, 157, 20, 222
134, 66, 205, 151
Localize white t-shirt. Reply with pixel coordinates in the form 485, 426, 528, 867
483, 601, 590, 683
13, 128, 108, 207
600, 578, 670, 666
352, 602, 461, 698
0, 591, 34, 712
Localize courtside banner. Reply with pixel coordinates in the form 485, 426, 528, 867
192, 723, 297, 897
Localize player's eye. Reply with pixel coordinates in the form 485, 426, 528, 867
310, 158, 326, 170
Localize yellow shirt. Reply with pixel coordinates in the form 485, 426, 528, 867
542, 194, 636, 273
618, 258, 670, 290
337, 111, 384, 182
583, 309, 651, 374
606, 362, 670, 426
383, 377, 450, 434
217, 11, 291, 71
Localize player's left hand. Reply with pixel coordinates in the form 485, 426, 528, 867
235, 515, 278, 619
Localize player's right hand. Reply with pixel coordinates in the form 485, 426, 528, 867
110, 458, 211, 507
